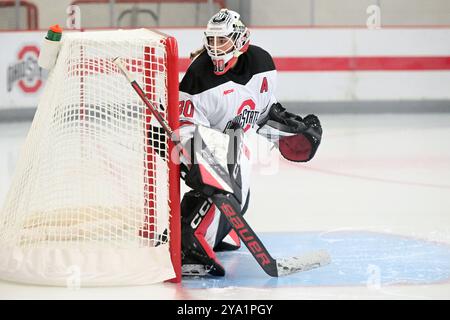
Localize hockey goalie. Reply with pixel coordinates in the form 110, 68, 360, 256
178, 9, 323, 277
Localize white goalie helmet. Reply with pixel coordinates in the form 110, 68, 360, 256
203, 8, 250, 75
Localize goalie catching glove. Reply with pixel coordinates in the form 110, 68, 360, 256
257, 103, 322, 162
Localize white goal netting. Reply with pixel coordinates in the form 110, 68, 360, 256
0, 29, 179, 286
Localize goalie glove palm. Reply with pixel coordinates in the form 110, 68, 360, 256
258, 103, 322, 162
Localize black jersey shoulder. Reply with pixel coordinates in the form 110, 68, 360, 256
179, 50, 218, 95
179, 45, 276, 95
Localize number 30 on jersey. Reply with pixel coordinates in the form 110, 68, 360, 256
179, 100, 194, 118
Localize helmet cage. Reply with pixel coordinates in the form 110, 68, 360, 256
203, 9, 250, 75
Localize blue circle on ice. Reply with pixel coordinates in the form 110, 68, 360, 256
181, 231, 450, 289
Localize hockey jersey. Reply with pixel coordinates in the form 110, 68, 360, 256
179, 45, 278, 140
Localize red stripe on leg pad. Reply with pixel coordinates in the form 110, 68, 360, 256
228, 229, 241, 247
194, 204, 221, 264
199, 163, 226, 191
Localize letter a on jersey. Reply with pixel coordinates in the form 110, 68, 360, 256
260, 77, 268, 93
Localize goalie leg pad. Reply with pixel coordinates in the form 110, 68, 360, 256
181, 190, 225, 277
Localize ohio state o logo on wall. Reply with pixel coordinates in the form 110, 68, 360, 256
7, 45, 43, 93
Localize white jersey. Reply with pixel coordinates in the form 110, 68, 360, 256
178, 45, 278, 248
179, 45, 278, 139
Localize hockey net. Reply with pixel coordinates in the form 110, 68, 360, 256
0, 29, 180, 286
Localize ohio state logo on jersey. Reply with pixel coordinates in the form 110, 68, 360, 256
225, 99, 260, 132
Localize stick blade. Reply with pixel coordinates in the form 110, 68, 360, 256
276, 250, 331, 276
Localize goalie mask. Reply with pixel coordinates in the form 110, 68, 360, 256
204, 9, 250, 75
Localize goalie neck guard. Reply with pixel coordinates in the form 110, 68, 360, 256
203, 9, 250, 75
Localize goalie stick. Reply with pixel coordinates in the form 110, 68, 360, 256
210, 193, 330, 276
114, 57, 331, 277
